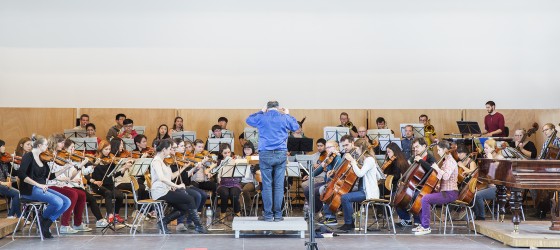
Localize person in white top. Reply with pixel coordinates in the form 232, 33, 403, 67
338, 138, 382, 231
150, 139, 207, 234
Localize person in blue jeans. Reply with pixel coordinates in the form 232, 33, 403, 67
0, 140, 21, 219
246, 101, 299, 222
17, 135, 71, 239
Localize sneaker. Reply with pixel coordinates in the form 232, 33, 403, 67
147, 211, 157, 219
414, 226, 431, 235
6, 216, 16, 219
60, 225, 79, 234
258, 216, 273, 222
273, 217, 284, 222
176, 223, 188, 232
338, 223, 355, 231
73, 223, 93, 232
96, 219, 109, 228
108, 214, 114, 224
454, 209, 468, 221
397, 220, 412, 228
114, 214, 125, 223
319, 217, 337, 226
411, 225, 423, 232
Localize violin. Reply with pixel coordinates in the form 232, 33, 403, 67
320, 152, 337, 172
70, 151, 98, 163
100, 153, 122, 165
194, 150, 217, 163
175, 152, 202, 164
39, 150, 73, 166
142, 147, 155, 157
0, 152, 13, 164
381, 155, 397, 171
119, 150, 132, 158
13, 156, 22, 165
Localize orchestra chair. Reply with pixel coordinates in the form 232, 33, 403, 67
82, 175, 104, 224
441, 181, 478, 235
12, 199, 60, 241
129, 176, 166, 235
361, 175, 396, 234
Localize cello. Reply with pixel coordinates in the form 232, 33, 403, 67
393, 144, 434, 210
409, 147, 456, 215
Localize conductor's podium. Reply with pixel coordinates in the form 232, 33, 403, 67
231, 217, 307, 238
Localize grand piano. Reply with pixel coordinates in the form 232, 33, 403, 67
478, 158, 560, 232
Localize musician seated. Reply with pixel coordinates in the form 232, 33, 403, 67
90, 139, 131, 225
401, 125, 415, 160
382, 143, 409, 196
171, 116, 184, 133
396, 137, 436, 227
0, 139, 22, 219
106, 113, 126, 141
473, 139, 504, 221
191, 139, 218, 200
73, 114, 89, 130
337, 112, 358, 138
288, 118, 307, 156
540, 123, 560, 159
14, 137, 33, 171
46, 135, 89, 233
85, 123, 102, 155
337, 139, 382, 231
414, 141, 458, 235
205, 125, 224, 154
215, 144, 242, 219
218, 116, 229, 130
301, 138, 326, 191
457, 145, 477, 180
118, 118, 138, 139
302, 140, 342, 216
240, 141, 258, 215
152, 124, 170, 148
511, 129, 537, 159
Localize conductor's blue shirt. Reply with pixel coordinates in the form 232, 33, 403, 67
246, 109, 300, 152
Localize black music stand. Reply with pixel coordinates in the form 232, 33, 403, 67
288, 138, 314, 153
457, 121, 482, 135
209, 159, 245, 229
71, 137, 98, 152
102, 159, 134, 234
244, 127, 259, 149
64, 129, 87, 138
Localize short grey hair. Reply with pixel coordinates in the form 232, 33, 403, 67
267, 101, 279, 109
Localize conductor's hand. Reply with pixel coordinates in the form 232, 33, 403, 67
261, 106, 267, 113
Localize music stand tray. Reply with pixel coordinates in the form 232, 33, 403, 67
287, 138, 313, 153
323, 127, 349, 142
64, 129, 87, 138
400, 123, 425, 139
122, 138, 136, 152
207, 138, 234, 153
208, 129, 234, 139
244, 127, 259, 149
171, 131, 197, 143
71, 137, 98, 151
286, 162, 301, 178
379, 135, 402, 151
131, 158, 153, 176
457, 121, 482, 135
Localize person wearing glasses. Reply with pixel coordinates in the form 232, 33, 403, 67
510, 129, 537, 159
540, 123, 560, 159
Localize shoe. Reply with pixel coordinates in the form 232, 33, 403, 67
176, 223, 188, 232
40, 218, 53, 239
96, 219, 109, 228
60, 225, 79, 234
258, 216, 274, 222
475, 216, 486, 221
187, 209, 208, 234
6, 215, 16, 219
115, 214, 125, 223
158, 210, 182, 234
411, 225, 423, 232
148, 211, 157, 219
338, 223, 355, 231
108, 214, 114, 224
414, 226, 431, 235
274, 217, 284, 222
319, 218, 338, 226
73, 223, 93, 232
396, 220, 412, 228
455, 209, 468, 221
235, 212, 241, 217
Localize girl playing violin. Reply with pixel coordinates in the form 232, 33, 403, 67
215, 143, 242, 219
190, 139, 217, 200
46, 134, 90, 233
13, 137, 32, 171
150, 139, 207, 234
18, 135, 70, 239
457, 145, 477, 180
0, 140, 21, 219
414, 140, 459, 235
169, 138, 208, 232
115, 137, 149, 201
90, 139, 131, 224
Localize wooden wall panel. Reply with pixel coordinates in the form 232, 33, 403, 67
0, 108, 75, 153
80, 108, 177, 145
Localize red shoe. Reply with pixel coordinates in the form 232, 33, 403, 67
108, 215, 114, 224
115, 214, 125, 223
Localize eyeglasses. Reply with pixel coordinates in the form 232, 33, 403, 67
341, 144, 350, 147
514, 134, 523, 137
543, 128, 550, 132
326, 146, 335, 149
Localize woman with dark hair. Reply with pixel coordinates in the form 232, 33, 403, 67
0, 140, 21, 219
90, 139, 131, 225
13, 137, 32, 171
151, 139, 207, 234
240, 141, 258, 209
18, 135, 70, 239
383, 143, 410, 195
171, 117, 184, 133
152, 124, 170, 147
215, 143, 242, 219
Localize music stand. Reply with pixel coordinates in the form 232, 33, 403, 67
323, 127, 349, 142
71, 137, 98, 151
207, 138, 234, 153
122, 138, 136, 152
171, 131, 197, 143
288, 138, 314, 153
366, 129, 392, 142
64, 129, 87, 138
133, 126, 145, 135
400, 123, 425, 139
208, 129, 234, 139
295, 155, 315, 176
379, 134, 402, 151
131, 158, 153, 177
210, 160, 246, 228
244, 127, 259, 149
457, 121, 482, 135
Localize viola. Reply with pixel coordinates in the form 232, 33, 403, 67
381, 155, 397, 172
0, 152, 13, 164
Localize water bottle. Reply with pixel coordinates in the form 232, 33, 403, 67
205, 206, 213, 227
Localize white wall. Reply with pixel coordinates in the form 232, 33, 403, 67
1, 0, 559, 109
